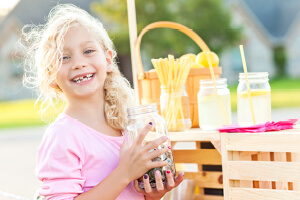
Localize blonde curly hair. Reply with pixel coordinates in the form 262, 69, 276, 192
22, 4, 136, 130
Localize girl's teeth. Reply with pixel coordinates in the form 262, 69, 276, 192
73, 74, 93, 83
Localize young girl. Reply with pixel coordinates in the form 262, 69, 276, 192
22, 3, 184, 200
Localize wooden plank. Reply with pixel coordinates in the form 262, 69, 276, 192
189, 67, 222, 76
184, 171, 223, 189
173, 149, 221, 165
229, 188, 300, 200
231, 152, 240, 187
126, 0, 139, 101
195, 142, 205, 195
225, 133, 300, 152
292, 153, 300, 191
274, 152, 289, 190
194, 194, 223, 200
192, 102, 199, 128
234, 151, 253, 188
150, 79, 161, 100
186, 75, 194, 97
140, 79, 151, 99
238, 151, 259, 158
251, 154, 260, 188
169, 129, 220, 142
211, 140, 221, 154
221, 134, 230, 200
257, 152, 272, 189
193, 75, 202, 98
228, 161, 300, 182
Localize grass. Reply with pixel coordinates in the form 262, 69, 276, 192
0, 78, 299, 129
0, 99, 64, 129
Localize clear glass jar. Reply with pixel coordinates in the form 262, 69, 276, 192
160, 85, 192, 132
237, 72, 271, 126
124, 104, 176, 188
197, 78, 232, 130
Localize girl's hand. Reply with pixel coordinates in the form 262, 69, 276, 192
134, 171, 184, 200
118, 122, 170, 183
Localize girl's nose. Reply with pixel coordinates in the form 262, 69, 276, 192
73, 63, 87, 70
72, 57, 87, 70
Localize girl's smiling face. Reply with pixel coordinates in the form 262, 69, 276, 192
55, 25, 112, 100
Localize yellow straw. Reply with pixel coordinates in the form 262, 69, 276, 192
239, 45, 256, 125
206, 52, 229, 125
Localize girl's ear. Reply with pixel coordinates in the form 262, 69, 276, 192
50, 81, 58, 88
106, 50, 113, 72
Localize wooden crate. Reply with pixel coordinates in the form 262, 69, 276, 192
221, 129, 300, 200
165, 129, 224, 200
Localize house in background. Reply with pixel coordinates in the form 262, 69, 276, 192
222, 0, 300, 83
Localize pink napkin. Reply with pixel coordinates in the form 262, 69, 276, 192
218, 119, 298, 133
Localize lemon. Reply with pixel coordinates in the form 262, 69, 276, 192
180, 53, 196, 62
190, 62, 204, 68
238, 89, 270, 98
195, 51, 219, 68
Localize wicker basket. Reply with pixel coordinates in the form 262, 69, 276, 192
135, 21, 222, 128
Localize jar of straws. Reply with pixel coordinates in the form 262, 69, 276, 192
160, 84, 191, 131
152, 55, 192, 131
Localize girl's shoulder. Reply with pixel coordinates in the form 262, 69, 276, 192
43, 113, 80, 141
40, 113, 85, 154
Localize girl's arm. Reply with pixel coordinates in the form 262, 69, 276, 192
75, 123, 170, 200
74, 166, 129, 200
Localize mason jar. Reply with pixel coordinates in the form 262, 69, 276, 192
124, 104, 176, 188
197, 78, 232, 130
237, 72, 271, 127
160, 85, 192, 132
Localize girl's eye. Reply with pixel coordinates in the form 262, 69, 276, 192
85, 50, 95, 54
63, 56, 70, 60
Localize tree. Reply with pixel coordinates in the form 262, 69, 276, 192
91, 0, 243, 68
273, 45, 287, 77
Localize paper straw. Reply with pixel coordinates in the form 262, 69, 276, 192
239, 45, 256, 125
206, 52, 229, 125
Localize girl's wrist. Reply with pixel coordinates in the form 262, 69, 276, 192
115, 165, 132, 185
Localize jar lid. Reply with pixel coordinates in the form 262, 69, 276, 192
127, 103, 158, 117
239, 72, 269, 79
199, 78, 227, 86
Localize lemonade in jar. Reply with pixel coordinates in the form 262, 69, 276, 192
237, 72, 271, 126
198, 78, 232, 130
